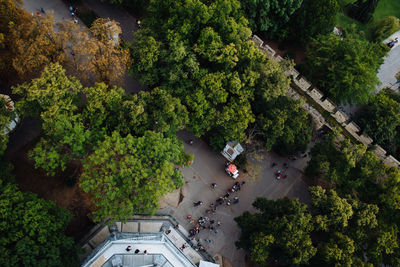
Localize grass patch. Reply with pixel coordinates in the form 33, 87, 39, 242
336, 13, 372, 40
373, 0, 400, 22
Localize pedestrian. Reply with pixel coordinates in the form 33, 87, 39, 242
217, 221, 221, 226
240, 181, 246, 186
174, 224, 179, 229
69, 6, 73, 12
211, 183, 217, 189
190, 219, 195, 224
205, 239, 211, 243
135, 249, 140, 254
144, 250, 147, 254
189, 140, 194, 145
187, 215, 192, 219
40, 8, 45, 14
272, 162, 277, 167
126, 246, 132, 252
209, 203, 214, 208
233, 196, 239, 204
215, 230, 219, 234
210, 220, 215, 224
36, 11, 41, 16
224, 193, 230, 199
283, 175, 287, 179
166, 229, 171, 234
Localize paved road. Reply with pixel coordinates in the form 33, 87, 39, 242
160, 130, 311, 266
377, 31, 400, 91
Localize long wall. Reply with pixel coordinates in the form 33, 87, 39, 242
251, 35, 400, 169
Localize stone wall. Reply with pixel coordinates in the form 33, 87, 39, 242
251, 35, 400, 169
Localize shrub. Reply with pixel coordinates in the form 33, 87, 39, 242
372, 16, 400, 42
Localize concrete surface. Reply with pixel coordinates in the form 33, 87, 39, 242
377, 31, 400, 91
159, 130, 311, 266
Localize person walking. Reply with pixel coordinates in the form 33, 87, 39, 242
134, 249, 140, 254
211, 183, 217, 189
126, 246, 132, 252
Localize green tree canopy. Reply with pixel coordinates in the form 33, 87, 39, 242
129, 0, 290, 150
356, 89, 400, 158
254, 95, 313, 155
305, 34, 387, 104
240, 0, 303, 39
80, 131, 188, 222
0, 179, 78, 267
14, 64, 188, 175
290, 0, 339, 43
235, 197, 316, 265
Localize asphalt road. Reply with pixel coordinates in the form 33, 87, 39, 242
377, 31, 400, 91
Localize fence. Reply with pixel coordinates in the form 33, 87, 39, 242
251, 35, 400, 169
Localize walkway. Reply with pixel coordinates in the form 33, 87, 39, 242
377, 30, 400, 91
159, 130, 311, 266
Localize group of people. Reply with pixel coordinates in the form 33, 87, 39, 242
272, 162, 288, 180
69, 6, 78, 23
185, 180, 247, 252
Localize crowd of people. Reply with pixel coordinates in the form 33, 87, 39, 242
185, 181, 246, 252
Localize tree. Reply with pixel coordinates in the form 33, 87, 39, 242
80, 131, 189, 222
7, 13, 70, 80
13, 63, 89, 175
310, 186, 354, 231
317, 232, 355, 265
0, 0, 32, 81
305, 131, 366, 189
129, 0, 291, 150
290, 0, 339, 43
0, 96, 17, 155
0, 179, 78, 267
305, 34, 387, 104
254, 96, 313, 155
235, 197, 316, 265
356, 89, 400, 158
372, 16, 400, 41
347, 0, 380, 24
240, 0, 303, 38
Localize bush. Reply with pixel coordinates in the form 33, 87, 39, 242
372, 16, 400, 41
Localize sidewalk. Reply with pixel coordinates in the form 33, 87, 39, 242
377, 30, 400, 91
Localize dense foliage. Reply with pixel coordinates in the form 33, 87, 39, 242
14, 64, 190, 222
238, 131, 400, 265
305, 34, 387, 104
235, 197, 316, 265
80, 131, 188, 222
129, 0, 290, 150
240, 0, 303, 39
254, 96, 313, 155
356, 89, 400, 159
0, 1, 129, 85
372, 16, 400, 41
290, 0, 339, 43
0, 179, 78, 267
